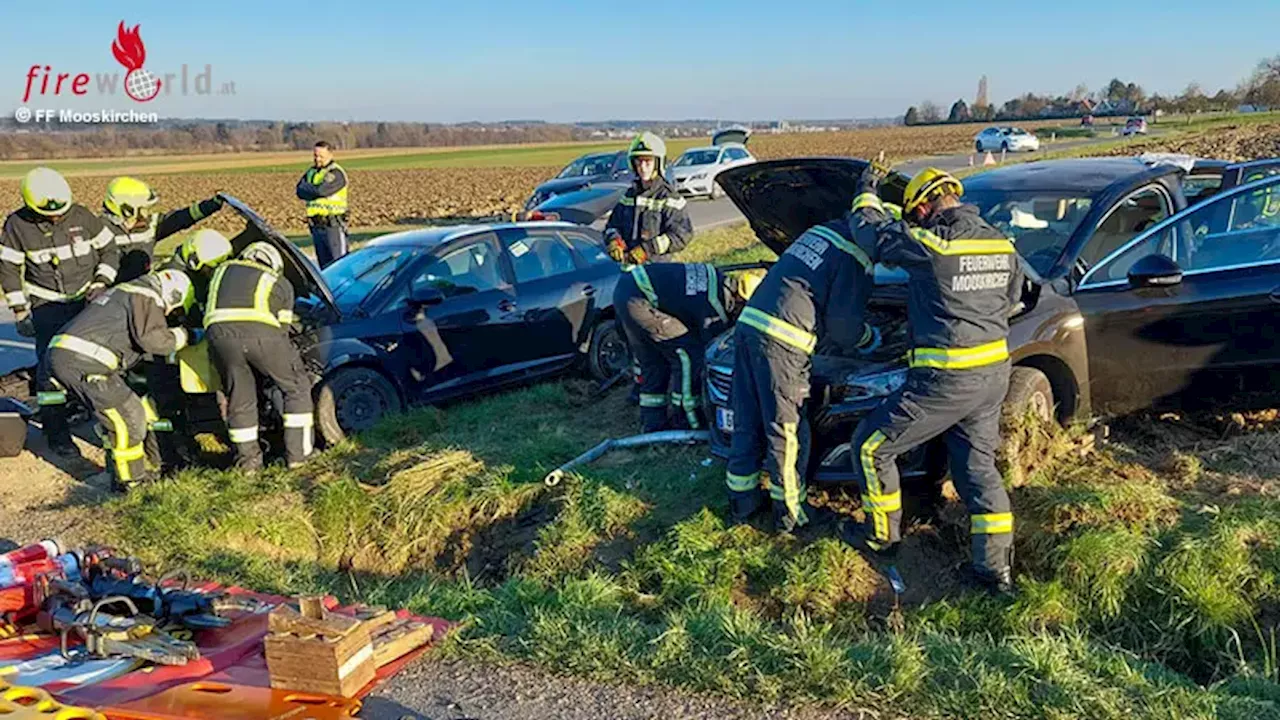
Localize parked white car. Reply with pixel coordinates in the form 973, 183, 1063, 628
975, 126, 1041, 153
667, 127, 756, 199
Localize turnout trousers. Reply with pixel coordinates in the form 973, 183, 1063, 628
616, 290, 705, 432
723, 327, 811, 530
851, 362, 1013, 572
48, 348, 149, 487
207, 325, 314, 469
308, 216, 348, 269
33, 300, 85, 447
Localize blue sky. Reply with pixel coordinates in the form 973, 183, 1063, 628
3, 0, 1275, 122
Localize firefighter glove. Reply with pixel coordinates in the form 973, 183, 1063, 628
606, 234, 627, 262
14, 309, 34, 338
858, 159, 891, 194
85, 283, 108, 302
625, 246, 649, 265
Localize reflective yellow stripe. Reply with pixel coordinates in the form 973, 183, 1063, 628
95, 264, 117, 283
116, 444, 145, 461
278, 310, 296, 324
116, 283, 164, 307
188, 201, 205, 222
205, 263, 281, 328
910, 339, 1009, 370
884, 202, 903, 220
283, 412, 314, 428
88, 227, 115, 250
808, 225, 872, 271
141, 395, 172, 432
50, 335, 120, 370
971, 513, 1014, 534
228, 426, 259, 443
781, 421, 806, 525
738, 307, 817, 355
670, 393, 682, 407
639, 393, 667, 408
0, 246, 24, 264
860, 430, 890, 541
910, 228, 1015, 256
37, 391, 67, 406
630, 266, 658, 306
704, 265, 727, 325
851, 192, 884, 212
676, 348, 699, 429
5, 290, 26, 306
861, 491, 902, 513
103, 407, 137, 481
726, 471, 760, 492
653, 234, 672, 254
26, 280, 91, 302
621, 195, 686, 210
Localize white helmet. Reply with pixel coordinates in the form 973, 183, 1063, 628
179, 229, 233, 271
242, 242, 284, 274
155, 269, 194, 314
21, 167, 73, 217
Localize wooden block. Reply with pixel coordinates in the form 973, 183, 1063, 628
264, 626, 375, 698
268, 603, 361, 639
370, 619, 434, 668
357, 610, 398, 635
299, 596, 326, 619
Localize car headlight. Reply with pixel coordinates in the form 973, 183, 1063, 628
690, 172, 708, 180
842, 367, 907, 402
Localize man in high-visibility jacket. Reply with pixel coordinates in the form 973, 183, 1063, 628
101, 176, 225, 283
1, 168, 119, 456
724, 204, 883, 533
295, 141, 348, 269
204, 242, 314, 470
843, 164, 1024, 595
613, 263, 763, 432
46, 270, 195, 491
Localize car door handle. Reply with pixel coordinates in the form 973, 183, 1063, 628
581, 285, 596, 297
497, 299, 518, 312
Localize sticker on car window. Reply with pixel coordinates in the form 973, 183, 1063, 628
510, 240, 529, 257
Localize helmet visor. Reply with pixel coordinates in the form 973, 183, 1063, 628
35, 197, 69, 214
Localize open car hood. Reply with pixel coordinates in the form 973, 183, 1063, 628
218, 193, 339, 319
712, 126, 751, 147
716, 158, 909, 256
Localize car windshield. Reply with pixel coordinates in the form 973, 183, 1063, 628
964, 190, 1096, 276
321, 246, 418, 313
556, 153, 617, 179
673, 150, 720, 167
1009, 128, 1028, 135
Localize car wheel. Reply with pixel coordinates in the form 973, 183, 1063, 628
710, 181, 724, 200
586, 318, 629, 382
315, 367, 403, 446
1003, 366, 1054, 424
975, 140, 983, 152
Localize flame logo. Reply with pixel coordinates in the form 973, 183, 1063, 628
111, 22, 147, 71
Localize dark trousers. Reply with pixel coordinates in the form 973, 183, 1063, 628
140, 357, 186, 469
851, 362, 1013, 572
207, 325, 314, 468
33, 300, 85, 445
48, 349, 148, 486
616, 292, 705, 433
309, 216, 348, 269
724, 328, 812, 528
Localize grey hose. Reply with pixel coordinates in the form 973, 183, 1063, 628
544, 430, 710, 486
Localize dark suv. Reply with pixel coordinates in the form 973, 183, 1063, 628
706, 156, 1280, 485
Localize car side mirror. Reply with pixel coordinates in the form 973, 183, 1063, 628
1127, 253, 1183, 289
409, 285, 446, 307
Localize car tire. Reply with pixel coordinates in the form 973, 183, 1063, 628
315, 366, 402, 446
975, 140, 983, 152
710, 181, 724, 200
586, 318, 629, 382
1003, 366, 1054, 424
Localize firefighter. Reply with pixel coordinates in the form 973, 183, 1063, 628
603, 132, 692, 266
295, 141, 348, 269
162, 228, 235, 317
842, 164, 1024, 595
614, 263, 763, 432
204, 242, 314, 470
46, 269, 195, 491
101, 176, 225, 283
724, 206, 883, 533
1, 168, 119, 456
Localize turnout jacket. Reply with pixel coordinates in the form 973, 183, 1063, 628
620, 262, 741, 339
106, 196, 224, 265
604, 177, 692, 260
50, 273, 189, 372
0, 205, 118, 309
739, 215, 877, 356
852, 195, 1024, 370
203, 260, 296, 333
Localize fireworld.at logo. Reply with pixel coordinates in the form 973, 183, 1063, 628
20, 20, 236, 103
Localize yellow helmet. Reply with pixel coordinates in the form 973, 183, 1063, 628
179, 228, 233, 271
20, 167, 72, 217
628, 132, 668, 173
104, 176, 158, 224
729, 269, 765, 301
903, 167, 963, 215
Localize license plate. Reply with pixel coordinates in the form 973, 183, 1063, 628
716, 408, 734, 432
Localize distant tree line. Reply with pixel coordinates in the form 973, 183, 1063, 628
0, 121, 587, 160
903, 55, 1280, 126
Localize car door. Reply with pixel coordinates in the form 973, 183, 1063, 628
1074, 174, 1280, 412
500, 227, 597, 368
393, 232, 523, 399
1222, 158, 1280, 191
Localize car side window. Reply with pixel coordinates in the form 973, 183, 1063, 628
726, 148, 748, 161
412, 237, 504, 298
562, 232, 610, 265
508, 232, 578, 283
1080, 185, 1172, 271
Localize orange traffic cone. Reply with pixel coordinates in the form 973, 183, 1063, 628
983, 152, 996, 167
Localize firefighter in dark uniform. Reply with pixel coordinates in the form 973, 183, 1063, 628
614, 263, 763, 432
604, 132, 692, 266
0, 168, 119, 456
295, 141, 348, 269
101, 176, 225, 283
842, 165, 1024, 595
724, 209, 883, 533
46, 269, 195, 491
204, 242, 314, 470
